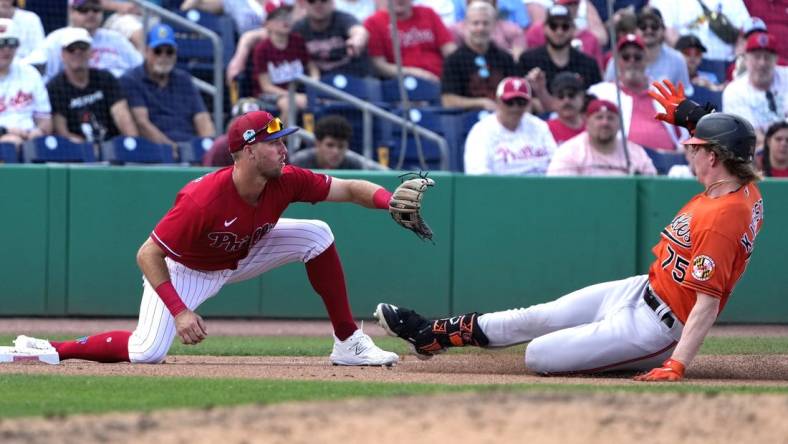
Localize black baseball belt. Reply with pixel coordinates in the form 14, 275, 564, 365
644, 286, 675, 328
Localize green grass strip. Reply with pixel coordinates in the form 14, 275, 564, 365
1, 335, 786, 356
1, 374, 787, 419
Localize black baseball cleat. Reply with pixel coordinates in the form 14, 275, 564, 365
374, 303, 444, 360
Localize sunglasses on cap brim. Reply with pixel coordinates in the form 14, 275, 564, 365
241, 117, 299, 146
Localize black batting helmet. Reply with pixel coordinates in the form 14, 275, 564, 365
682, 113, 756, 162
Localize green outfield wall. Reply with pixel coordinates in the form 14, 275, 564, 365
0, 165, 785, 322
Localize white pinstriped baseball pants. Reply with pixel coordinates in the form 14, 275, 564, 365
477, 275, 684, 374
128, 218, 334, 363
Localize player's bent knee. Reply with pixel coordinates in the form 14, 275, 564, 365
128, 345, 169, 364
306, 219, 334, 251
524, 339, 554, 375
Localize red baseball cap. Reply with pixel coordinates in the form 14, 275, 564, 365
617, 33, 645, 51
227, 111, 299, 153
745, 32, 777, 54
586, 99, 620, 116
496, 77, 531, 101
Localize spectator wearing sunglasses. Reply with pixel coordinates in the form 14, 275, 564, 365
524, 0, 604, 71
589, 34, 688, 151
46, 27, 137, 145
0, 18, 51, 147
603, 7, 692, 97
363, 0, 457, 82
120, 24, 215, 149
24, 0, 142, 82
0, 0, 44, 60
675, 34, 722, 92
463, 76, 557, 175
441, 1, 517, 111
547, 99, 656, 176
292, 0, 371, 77
518, 5, 601, 113
450, 0, 527, 60
546, 71, 586, 144
723, 33, 788, 147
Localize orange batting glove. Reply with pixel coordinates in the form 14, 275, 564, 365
648, 79, 686, 125
634, 358, 686, 382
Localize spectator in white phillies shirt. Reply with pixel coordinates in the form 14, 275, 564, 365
463, 76, 557, 175
23, 0, 142, 82
0, 18, 51, 147
547, 99, 657, 176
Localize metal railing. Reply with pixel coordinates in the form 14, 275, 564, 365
131, 0, 224, 132
288, 75, 450, 170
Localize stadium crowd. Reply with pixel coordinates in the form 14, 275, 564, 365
0, 0, 786, 177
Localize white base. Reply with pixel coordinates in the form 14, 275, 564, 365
0, 346, 60, 365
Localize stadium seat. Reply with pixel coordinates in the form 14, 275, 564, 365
381, 76, 441, 106
306, 74, 383, 106
22, 136, 96, 163
644, 147, 688, 175
0, 142, 19, 163
101, 136, 176, 164
178, 137, 214, 165
689, 85, 723, 112
383, 108, 454, 170
698, 59, 730, 84
171, 10, 236, 82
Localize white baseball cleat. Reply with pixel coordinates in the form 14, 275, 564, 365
0, 335, 59, 365
329, 328, 399, 366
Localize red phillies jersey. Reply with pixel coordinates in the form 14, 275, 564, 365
649, 183, 764, 323
364, 6, 453, 77
151, 165, 332, 271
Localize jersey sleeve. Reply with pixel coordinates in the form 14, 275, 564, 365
680, 228, 739, 298
150, 193, 207, 259
364, 14, 386, 58
283, 166, 332, 203
463, 123, 491, 175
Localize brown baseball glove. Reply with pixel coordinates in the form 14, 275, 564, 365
389, 173, 435, 241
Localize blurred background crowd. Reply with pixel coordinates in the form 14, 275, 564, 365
0, 0, 785, 177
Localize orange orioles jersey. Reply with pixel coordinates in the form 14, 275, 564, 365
648, 183, 764, 323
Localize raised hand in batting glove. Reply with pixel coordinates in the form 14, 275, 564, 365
648, 79, 685, 125
634, 358, 686, 382
389, 173, 435, 241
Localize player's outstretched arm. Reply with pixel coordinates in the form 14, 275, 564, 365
649, 79, 714, 132
137, 238, 207, 345
635, 292, 719, 382
324, 177, 391, 208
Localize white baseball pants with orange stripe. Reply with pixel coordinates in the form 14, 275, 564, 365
477, 275, 684, 374
127, 219, 334, 363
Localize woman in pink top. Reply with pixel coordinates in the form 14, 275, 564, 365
546, 99, 657, 176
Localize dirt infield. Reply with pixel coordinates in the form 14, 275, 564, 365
1, 319, 786, 444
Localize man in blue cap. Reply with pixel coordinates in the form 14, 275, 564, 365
120, 23, 215, 148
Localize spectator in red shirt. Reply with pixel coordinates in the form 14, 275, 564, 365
546, 71, 586, 144
363, 0, 457, 81
251, 1, 319, 121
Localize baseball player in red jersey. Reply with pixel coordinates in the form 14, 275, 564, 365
374, 81, 764, 380
7, 110, 429, 366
